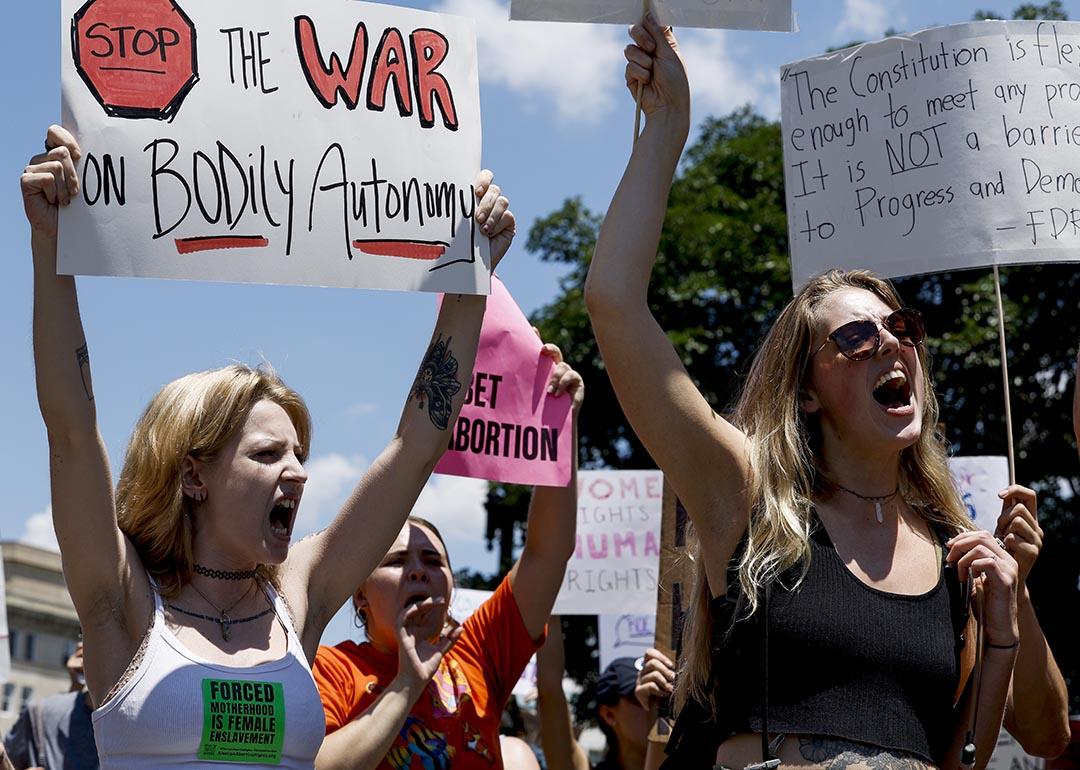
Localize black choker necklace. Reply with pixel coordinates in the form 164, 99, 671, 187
194, 564, 258, 581
832, 483, 899, 524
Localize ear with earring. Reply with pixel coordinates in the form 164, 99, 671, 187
181, 455, 207, 504
352, 595, 367, 629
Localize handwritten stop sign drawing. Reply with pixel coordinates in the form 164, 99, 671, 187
71, 0, 198, 120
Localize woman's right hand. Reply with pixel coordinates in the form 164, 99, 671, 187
946, 530, 1020, 648
634, 647, 675, 710
21, 125, 81, 238
394, 598, 464, 689
625, 14, 691, 127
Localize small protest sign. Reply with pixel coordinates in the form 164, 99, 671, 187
509, 0, 793, 32
949, 456, 1009, 534
60, 0, 490, 294
435, 277, 574, 486
553, 470, 663, 616
986, 730, 1044, 770
598, 613, 655, 671
781, 21, 1080, 287
199, 679, 285, 763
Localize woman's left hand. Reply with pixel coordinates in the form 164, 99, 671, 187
540, 339, 585, 416
473, 169, 516, 271
995, 485, 1042, 585
946, 530, 1020, 647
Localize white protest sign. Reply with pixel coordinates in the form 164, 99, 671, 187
553, 470, 663, 615
450, 588, 536, 697
60, 0, 490, 295
986, 730, 1044, 770
781, 21, 1080, 287
949, 456, 1009, 534
598, 612, 655, 672
510, 0, 792, 31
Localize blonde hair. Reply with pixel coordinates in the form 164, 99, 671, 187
115, 364, 311, 599
675, 270, 971, 715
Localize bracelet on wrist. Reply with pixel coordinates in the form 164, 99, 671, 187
985, 639, 1019, 650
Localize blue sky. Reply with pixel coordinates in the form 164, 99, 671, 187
3, 0, 1076, 644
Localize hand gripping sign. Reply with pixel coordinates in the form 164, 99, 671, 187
61, 0, 490, 295
435, 276, 574, 487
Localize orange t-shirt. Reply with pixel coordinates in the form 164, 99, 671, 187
313, 575, 544, 770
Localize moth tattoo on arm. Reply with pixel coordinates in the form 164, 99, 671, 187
75, 343, 93, 402
410, 334, 461, 430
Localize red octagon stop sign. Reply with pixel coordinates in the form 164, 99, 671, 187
72, 0, 199, 120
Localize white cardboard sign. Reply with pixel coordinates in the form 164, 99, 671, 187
509, 0, 793, 32
986, 730, 1044, 770
598, 612, 655, 672
949, 456, 1009, 534
59, 0, 490, 295
553, 470, 663, 616
782, 21, 1080, 287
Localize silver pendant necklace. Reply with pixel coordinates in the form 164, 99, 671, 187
833, 483, 899, 523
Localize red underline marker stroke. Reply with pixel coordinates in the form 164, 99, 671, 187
352, 240, 447, 261
175, 236, 270, 254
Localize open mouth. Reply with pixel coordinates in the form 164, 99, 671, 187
268, 497, 298, 538
403, 591, 430, 609
872, 369, 912, 410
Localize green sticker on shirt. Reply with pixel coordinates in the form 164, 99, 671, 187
199, 679, 285, 764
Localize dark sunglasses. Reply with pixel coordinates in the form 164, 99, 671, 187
811, 308, 925, 362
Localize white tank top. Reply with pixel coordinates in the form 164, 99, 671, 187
92, 579, 326, 769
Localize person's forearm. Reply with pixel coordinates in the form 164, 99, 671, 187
644, 739, 667, 770
316, 678, 425, 770
524, 419, 579, 566
944, 648, 1017, 770
536, 689, 588, 770
32, 230, 97, 437
1004, 588, 1070, 757
535, 615, 585, 770
393, 294, 486, 465
584, 114, 688, 314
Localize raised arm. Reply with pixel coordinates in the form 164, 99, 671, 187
994, 486, 1070, 758
535, 616, 590, 770
23, 126, 151, 698
508, 344, 583, 640
582, 17, 749, 596
287, 172, 516, 657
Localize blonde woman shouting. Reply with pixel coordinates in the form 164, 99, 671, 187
21, 125, 514, 769
584, 18, 1019, 770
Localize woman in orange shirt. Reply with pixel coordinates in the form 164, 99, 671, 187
313, 345, 583, 770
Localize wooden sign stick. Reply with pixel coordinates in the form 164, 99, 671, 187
992, 264, 1017, 485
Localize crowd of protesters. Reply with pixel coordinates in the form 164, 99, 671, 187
9, 9, 1079, 770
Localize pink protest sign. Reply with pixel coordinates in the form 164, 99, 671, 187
435, 276, 573, 486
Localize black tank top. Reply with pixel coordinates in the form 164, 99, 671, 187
666, 514, 966, 766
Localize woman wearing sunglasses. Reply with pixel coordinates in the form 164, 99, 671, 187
584, 16, 1020, 770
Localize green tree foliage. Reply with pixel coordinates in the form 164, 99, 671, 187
974, 1, 1068, 19
482, 2, 1080, 712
